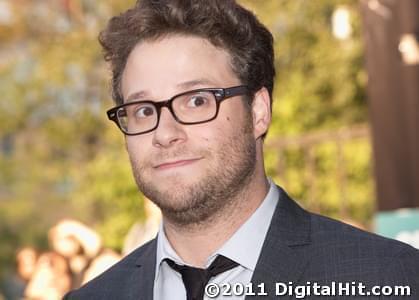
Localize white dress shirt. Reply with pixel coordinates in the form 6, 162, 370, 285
153, 179, 279, 300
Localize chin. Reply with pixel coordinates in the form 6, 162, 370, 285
151, 166, 205, 185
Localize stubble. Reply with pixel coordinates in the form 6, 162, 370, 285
128, 111, 256, 227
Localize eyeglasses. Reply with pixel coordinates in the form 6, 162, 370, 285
107, 85, 249, 135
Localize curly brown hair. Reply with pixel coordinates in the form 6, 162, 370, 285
99, 0, 275, 107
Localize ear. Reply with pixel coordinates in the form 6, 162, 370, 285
251, 87, 271, 139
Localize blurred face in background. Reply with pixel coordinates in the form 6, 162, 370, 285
16, 247, 38, 281
122, 35, 257, 226
24, 252, 71, 300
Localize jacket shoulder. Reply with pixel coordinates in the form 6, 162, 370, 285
307, 212, 419, 285
310, 212, 417, 256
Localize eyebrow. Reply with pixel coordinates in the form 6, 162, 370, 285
177, 78, 217, 90
126, 91, 147, 103
125, 78, 218, 103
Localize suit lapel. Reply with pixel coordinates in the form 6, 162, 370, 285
128, 238, 157, 300
248, 186, 312, 299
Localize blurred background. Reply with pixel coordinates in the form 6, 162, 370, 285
0, 0, 418, 299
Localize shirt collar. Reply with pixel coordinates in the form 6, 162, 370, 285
154, 179, 278, 280
215, 179, 278, 271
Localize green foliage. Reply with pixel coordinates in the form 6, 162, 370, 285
0, 0, 134, 274
0, 0, 373, 277
244, 0, 372, 224
71, 130, 146, 251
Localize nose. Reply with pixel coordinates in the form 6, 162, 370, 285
152, 107, 187, 148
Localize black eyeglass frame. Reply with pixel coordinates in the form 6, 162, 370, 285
107, 85, 250, 136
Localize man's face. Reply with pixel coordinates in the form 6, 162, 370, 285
121, 35, 257, 225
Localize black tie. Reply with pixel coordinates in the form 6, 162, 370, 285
165, 255, 239, 300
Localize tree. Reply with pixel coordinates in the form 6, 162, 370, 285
0, 0, 372, 278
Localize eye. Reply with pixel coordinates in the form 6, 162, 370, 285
187, 95, 208, 108
135, 105, 155, 118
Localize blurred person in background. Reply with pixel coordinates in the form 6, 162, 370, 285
1, 247, 38, 300
122, 198, 161, 256
24, 251, 71, 300
48, 219, 102, 287
16, 247, 38, 284
48, 219, 121, 288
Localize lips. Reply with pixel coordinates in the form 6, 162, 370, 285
154, 158, 202, 170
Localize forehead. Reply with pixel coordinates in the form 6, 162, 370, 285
121, 35, 239, 100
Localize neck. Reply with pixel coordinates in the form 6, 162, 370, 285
162, 170, 269, 267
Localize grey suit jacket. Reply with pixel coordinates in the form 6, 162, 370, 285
65, 187, 419, 299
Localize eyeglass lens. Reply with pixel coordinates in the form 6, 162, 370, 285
117, 90, 218, 134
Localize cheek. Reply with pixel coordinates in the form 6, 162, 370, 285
126, 137, 148, 159
125, 137, 136, 153
190, 124, 223, 145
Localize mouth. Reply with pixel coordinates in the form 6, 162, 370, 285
153, 158, 202, 170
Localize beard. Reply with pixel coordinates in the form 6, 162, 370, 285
128, 112, 256, 226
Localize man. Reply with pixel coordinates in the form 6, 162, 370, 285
65, 0, 419, 299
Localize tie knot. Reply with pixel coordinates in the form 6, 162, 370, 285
206, 255, 239, 277
164, 255, 239, 300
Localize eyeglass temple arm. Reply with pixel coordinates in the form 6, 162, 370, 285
224, 85, 250, 97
